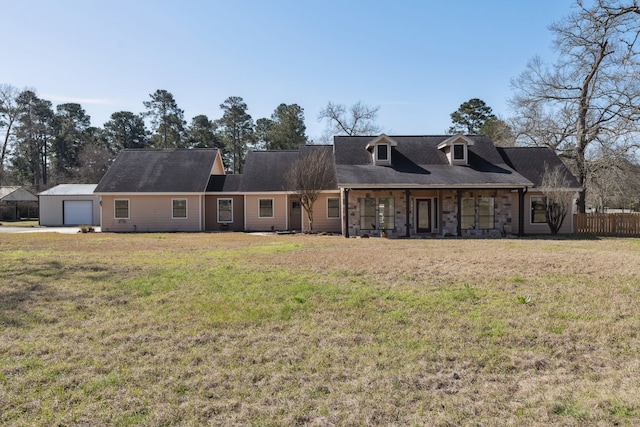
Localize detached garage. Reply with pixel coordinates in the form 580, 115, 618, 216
39, 184, 100, 226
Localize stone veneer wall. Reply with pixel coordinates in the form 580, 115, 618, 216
346, 190, 409, 238
346, 189, 515, 238
442, 189, 513, 237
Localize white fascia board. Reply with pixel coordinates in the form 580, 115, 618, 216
93, 192, 205, 196
339, 183, 532, 190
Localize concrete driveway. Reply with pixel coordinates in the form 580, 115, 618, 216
0, 226, 100, 234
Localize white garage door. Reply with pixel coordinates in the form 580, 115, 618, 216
64, 200, 93, 225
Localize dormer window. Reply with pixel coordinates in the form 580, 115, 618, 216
377, 144, 388, 161
438, 135, 474, 166
453, 144, 465, 161
366, 134, 398, 166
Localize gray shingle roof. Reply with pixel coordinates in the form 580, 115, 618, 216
0, 186, 38, 201
334, 135, 533, 188
206, 174, 243, 192
497, 147, 581, 189
94, 149, 219, 193
239, 145, 337, 192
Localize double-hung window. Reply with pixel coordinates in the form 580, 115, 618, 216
218, 198, 233, 223
172, 199, 187, 219
531, 196, 547, 224
259, 198, 273, 218
327, 198, 340, 218
114, 199, 129, 219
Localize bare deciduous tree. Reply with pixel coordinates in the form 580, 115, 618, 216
318, 101, 381, 139
511, 0, 640, 213
285, 147, 336, 232
540, 163, 576, 234
587, 149, 640, 211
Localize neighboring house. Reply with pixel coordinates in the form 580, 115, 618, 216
39, 184, 100, 226
334, 134, 579, 237
93, 136, 579, 236
0, 186, 38, 221
95, 149, 225, 232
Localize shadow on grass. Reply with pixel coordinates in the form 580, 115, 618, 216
0, 261, 119, 328
515, 234, 603, 241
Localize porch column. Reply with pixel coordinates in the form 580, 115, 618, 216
518, 188, 525, 237
405, 189, 411, 238
456, 189, 462, 237
343, 188, 350, 238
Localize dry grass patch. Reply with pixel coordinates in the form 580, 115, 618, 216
1, 233, 639, 425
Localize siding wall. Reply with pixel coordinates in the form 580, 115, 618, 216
511, 191, 574, 235
244, 194, 288, 232
39, 195, 100, 226
300, 192, 342, 233
100, 195, 202, 232
204, 195, 245, 231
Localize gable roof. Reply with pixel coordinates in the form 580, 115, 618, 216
334, 135, 533, 188
95, 149, 220, 193
497, 146, 581, 189
239, 145, 337, 192
0, 186, 38, 202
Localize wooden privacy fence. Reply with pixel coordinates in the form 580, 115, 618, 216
574, 213, 640, 236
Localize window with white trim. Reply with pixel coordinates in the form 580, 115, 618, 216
172, 199, 187, 219
218, 198, 233, 223
531, 196, 547, 224
453, 143, 465, 161
259, 198, 273, 218
114, 199, 129, 219
327, 197, 340, 218
376, 144, 388, 161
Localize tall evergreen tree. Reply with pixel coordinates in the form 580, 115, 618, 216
216, 96, 255, 174
143, 89, 186, 148
448, 98, 495, 134
12, 91, 53, 190
258, 103, 307, 150
51, 103, 91, 181
0, 84, 21, 185
103, 111, 149, 151
187, 114, 221, 149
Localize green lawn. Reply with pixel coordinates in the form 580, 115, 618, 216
0, 219, 39, 228
1, 232, 639, 426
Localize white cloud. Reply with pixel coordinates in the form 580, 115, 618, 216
41, 93, 114, 105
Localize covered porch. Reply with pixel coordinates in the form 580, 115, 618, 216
340, 187, 528, 238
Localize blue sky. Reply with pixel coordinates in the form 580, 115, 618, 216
2, 0, 576, 141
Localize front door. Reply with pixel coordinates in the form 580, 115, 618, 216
289, 200, 302, 231
416, 199, 431, 233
